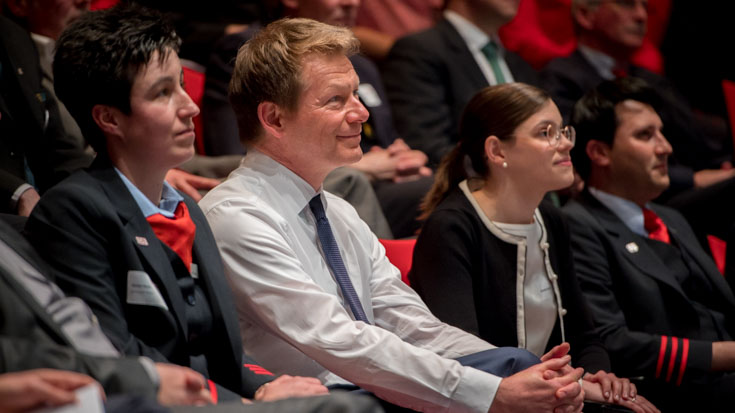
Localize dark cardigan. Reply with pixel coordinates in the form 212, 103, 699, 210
410, 187, 610, 373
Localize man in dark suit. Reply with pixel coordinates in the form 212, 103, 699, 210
24, 4, 328, 405
562, 77, 735, 412
382, 0, 540, 165
542, 0, 734, 195
0, 14, 91, 216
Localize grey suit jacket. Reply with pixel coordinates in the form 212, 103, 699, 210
0, 219, 157, 398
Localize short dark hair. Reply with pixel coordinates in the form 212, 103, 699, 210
53, 4, 181, 153
570, 77, 663, 180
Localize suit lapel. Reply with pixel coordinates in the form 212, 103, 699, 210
91, 165, 189, 337
579, 191, 690, 297
436, 18, 489, 91
654, 206, 735, 310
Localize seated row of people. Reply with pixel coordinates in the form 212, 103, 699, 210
3, 4, 634, 413
3, 4, 734, 413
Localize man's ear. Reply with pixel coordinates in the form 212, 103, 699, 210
586, 139, 611, 168
484, 135, 506, 167
4, 0, 29, 18
257, 101, 287, 139
91, 104, 122, 139
572, 3, 596, 31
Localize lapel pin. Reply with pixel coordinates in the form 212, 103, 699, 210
625, 242, 639, 254
135, 236, 149, 246
17, 67, 23, 75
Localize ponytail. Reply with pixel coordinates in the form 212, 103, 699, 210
419, 144, 467, 220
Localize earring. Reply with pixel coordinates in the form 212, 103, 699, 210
502, 161, 508, 169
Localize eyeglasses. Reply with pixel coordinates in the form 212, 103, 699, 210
541, 124, 576, 148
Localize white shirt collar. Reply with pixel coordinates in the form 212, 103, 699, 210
588, 187, 648, 237
239, 149, 321, 219
578, 45, 616, 80
444, 10, 501, 53
114, 168, 183, 218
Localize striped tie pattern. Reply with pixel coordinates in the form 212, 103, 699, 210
309, 195, 370, 323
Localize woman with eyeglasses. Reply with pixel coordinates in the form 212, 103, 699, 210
409, 83, 659, 413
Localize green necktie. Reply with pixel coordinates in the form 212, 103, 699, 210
481, 41, 506, 84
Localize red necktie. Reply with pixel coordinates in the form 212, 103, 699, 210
146, 202, 197, 271
643, 207, 670, 244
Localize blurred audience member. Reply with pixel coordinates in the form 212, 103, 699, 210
563, 77, 735, 412
0, 14, 90, 216
542, 0, 733, 195
383, 0, 540, 166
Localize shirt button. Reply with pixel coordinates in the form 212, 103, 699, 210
541, 242, 550, 249
561, 308, 568, 316
550, 274, 558, 281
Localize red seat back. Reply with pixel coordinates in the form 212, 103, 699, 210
379, 239, 416, 285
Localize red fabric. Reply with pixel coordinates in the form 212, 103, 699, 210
707, 235, 727, 275
498, 0, 671, 73
146, 202, 196, 271
207, 379, 218, 404
379, 239, 416, 285
244, 364, 274, 376
655, 335, 667, 378
676, 338, 689, 386
643, 208, 670, 244
182, 67, 206, 155
665, 336, 678, 382
90, 0, 119, 10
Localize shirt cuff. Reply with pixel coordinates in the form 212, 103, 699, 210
137, 356, 161, 394
11, 183, 33, 210
448, 366, 501, 413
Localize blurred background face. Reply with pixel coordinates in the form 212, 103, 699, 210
474, 0, 521, 24
283, 0, 360, 27
19, 0, 90, 39
586, 0, 648, 52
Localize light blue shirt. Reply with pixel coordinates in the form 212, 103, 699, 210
578, 45, 617, 80
114, 168, 183, 218
588, 187, 649, 237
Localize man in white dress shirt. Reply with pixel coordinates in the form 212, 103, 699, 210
200, 17, 584, 413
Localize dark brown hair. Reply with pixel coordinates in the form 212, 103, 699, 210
420, 83, 550, 219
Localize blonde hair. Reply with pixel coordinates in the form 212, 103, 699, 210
229, 18, 360, 145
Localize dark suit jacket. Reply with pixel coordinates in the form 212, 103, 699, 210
25, 160, 272, 399
542, 49, 727, 194
0, 16, 91, 212
563, 191, 735, 385
0, 219, 157, 398
383, 18, 540, 165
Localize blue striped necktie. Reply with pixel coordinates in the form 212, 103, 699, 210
309, 195, 370, 323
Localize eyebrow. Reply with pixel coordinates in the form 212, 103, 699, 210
146, 76, 176, 93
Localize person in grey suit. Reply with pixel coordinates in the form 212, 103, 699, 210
562, 77, 735, 412
24, 4, 328, 405
382, 0, 540, 165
